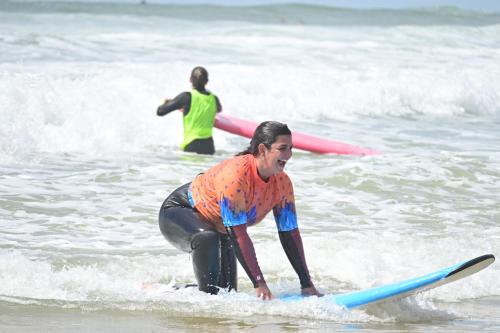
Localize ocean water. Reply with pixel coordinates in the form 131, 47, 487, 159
1, 1, 499, 332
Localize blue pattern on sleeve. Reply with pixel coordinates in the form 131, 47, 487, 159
275, 202, 298, 231
247, 206, 257, 225
187, 190, 195, 208
220, 196, 247, 227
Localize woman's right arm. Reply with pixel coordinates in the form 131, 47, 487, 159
156, 92, 189, 116
226, 224, 272, 299
216, 158, 271, 299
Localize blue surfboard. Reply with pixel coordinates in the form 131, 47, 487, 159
282, 254, 495, 308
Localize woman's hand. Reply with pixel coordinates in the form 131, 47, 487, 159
301, 284, 324, 297
255, 283, 274, 300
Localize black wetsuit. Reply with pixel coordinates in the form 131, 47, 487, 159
159, 183, 237, 294
157, 89, 222, 155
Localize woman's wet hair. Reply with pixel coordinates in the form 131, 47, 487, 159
236, 121, 291, 156
190, 66, 209, 91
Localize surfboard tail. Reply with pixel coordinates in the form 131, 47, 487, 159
329, 254, 495, 308
214, 114, 380, 155
444, 254, 495, 282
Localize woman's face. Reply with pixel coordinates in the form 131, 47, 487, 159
259, 134, 293, 177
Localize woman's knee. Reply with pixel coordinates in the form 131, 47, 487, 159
191, 230, 220, 251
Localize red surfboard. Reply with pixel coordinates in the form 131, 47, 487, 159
215, 114, 380, 156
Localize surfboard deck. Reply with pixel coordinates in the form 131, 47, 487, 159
281, 254, 495, 308
214, 114, 380, 156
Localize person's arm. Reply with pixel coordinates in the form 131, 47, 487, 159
278, 228, 321, 296
219, 196, 271, 299
156, 92, 190, 116
278, 228, 311, 288
277, 228, 322, 297
215, 95, 222, 113
225, 225, 271, 299
214, 157, 273, 299
273, 177, 322, 297
217, 167, 271, 299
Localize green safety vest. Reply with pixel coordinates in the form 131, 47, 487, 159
181, 89, 217, 150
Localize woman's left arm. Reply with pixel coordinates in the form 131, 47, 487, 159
278, 229, 310, 288
273, 174, 323, 296
278, 229, 322, 296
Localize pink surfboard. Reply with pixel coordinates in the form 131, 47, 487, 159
214, 114, 380, 156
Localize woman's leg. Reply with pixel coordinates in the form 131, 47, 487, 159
219, 234, 237, 292
159, 182, 237, 294
190, 230, 221, 294
159, 205, 222, 294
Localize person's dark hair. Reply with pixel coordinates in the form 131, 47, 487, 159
236, 121, 291, 156
190, 66, 209, 91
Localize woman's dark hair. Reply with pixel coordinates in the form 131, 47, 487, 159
190, 66, 209, 91
236, 121, 291, 156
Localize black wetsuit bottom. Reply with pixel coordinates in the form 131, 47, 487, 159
184, 137, 215, 155
158, 182, 237, 294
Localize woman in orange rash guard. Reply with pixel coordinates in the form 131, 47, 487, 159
159, 121, 322, 300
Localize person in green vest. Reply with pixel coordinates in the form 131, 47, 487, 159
157, 66, 222, 155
